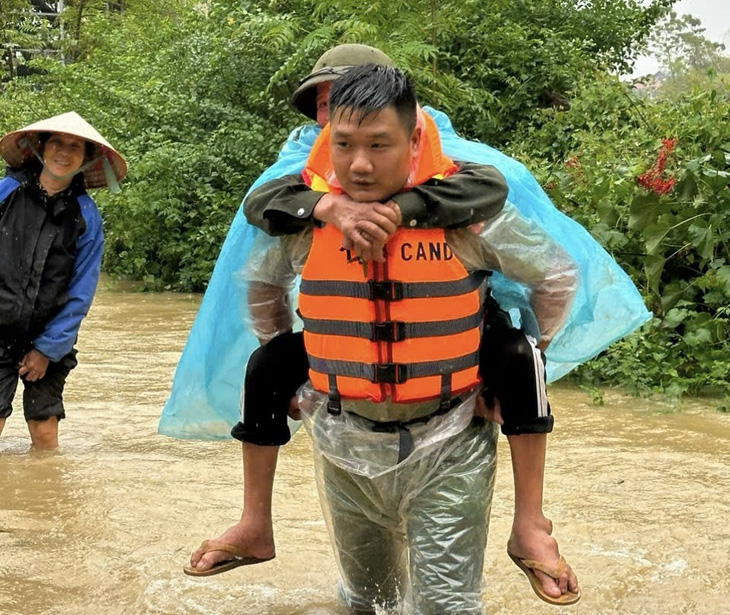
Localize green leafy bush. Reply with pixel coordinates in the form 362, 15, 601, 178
511, 78, 729, 403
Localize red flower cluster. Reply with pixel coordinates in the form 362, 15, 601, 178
636, 138, 677, 195
564, 155, 580, 169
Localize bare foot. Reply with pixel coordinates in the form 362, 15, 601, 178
507, 518, 578, 600
189, 521, 275, 573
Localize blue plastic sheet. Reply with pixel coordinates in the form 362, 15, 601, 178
158, 127, 316, 439
159, 109, 650, 440
430, 108, 651, 378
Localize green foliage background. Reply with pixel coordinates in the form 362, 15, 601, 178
1, 0, 728, 403
511, 78, 730, 403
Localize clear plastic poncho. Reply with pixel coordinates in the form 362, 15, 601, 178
300, 385, 499, 615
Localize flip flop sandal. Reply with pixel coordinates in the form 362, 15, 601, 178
183, 539, 276, 577
508, 551, 581, 606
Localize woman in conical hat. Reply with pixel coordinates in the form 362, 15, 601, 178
0, 110, 127, 192
0, 112, 126, 450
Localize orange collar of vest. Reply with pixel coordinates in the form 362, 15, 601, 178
303, 106, 457, 193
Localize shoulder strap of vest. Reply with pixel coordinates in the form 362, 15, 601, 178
301, 168, 332, 193
410, 110, 459, 186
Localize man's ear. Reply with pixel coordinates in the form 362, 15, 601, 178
410, 125, 422, 157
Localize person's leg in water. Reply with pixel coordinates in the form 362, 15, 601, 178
188, 332, 308, 573
27, 417, 59, 449
21, 350, 76, 451
506, 432, 579, 603
0, 347, 20, 440
188, 442, 279, 572
479, 307, 579, 603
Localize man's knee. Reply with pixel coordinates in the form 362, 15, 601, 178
245, 343, 278, 381
499, 331, 538, 369
245, 332, 308, 386
244, 332, 309, 410
238, 333, 308, 446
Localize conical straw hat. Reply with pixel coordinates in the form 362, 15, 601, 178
0, 111, 127, 189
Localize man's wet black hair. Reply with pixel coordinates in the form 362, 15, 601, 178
328, 64, 417, 133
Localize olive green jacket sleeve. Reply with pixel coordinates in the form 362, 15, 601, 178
243, 162, 508, 236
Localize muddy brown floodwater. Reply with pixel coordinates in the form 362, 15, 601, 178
1, 285, 728, 615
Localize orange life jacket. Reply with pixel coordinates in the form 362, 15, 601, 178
298, 109, 487, 410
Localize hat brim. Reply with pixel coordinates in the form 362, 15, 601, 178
0, 112, 127, 189
291, 72, 343, 121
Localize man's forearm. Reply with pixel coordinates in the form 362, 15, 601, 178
530, 271, 579, 347
244, 175, 323, 236
244, 163, 508, 237
247, 281, 294, 344
393, 162, 508, 229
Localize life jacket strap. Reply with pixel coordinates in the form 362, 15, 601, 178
327, 373, 342, 415
397, 427, 414, 463
358, 393, 467, 430
308, 351, 480, 384
370, 280, 404, 301
439, 373, 453, 412
300, 271, 490, 301
301, 311, 484, 342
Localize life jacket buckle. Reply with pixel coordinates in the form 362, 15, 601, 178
371, 321, 406, 342
369, 280, 404, 301
373, 363, 408, 384
327, 398, 342, 415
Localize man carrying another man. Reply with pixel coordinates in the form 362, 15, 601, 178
237, 64, 578, 612
186, 45, 581, 607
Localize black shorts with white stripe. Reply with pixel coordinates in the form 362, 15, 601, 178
479, 310, 554, 436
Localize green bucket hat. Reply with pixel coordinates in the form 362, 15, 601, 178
292, 44, 395, 120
